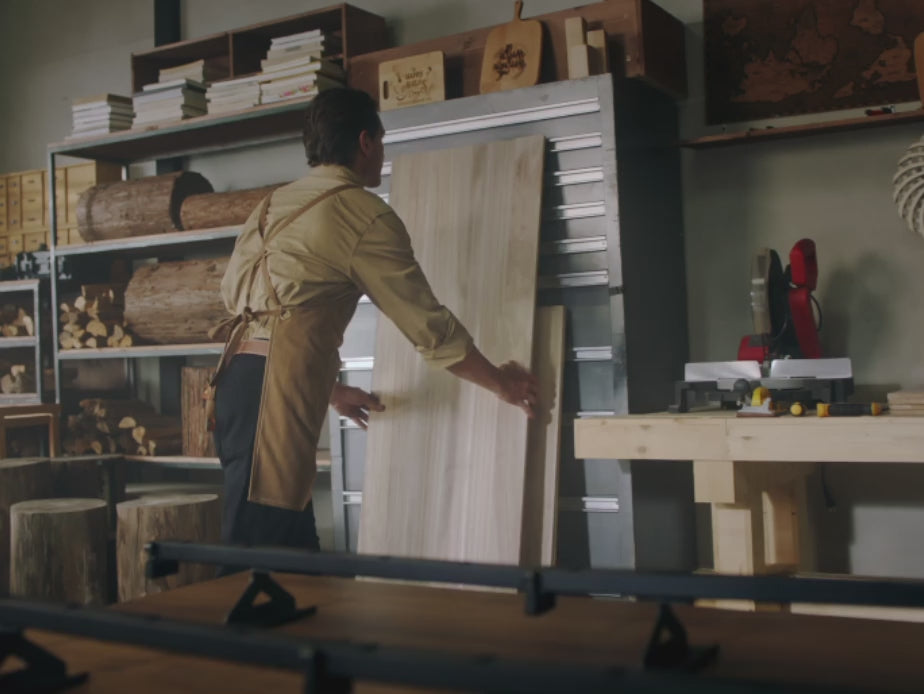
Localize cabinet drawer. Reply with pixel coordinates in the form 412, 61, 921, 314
7, 209, 20, 231
22, 193, 43, 213
6, 176, 20, 195
0, 237, 8, 254
24, 231, 45, 252
20, 171, 43, 195
7, 234, 23, 253
21, 210, 43, 229
0, 255, 11, 269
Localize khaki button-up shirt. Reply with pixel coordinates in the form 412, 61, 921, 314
220, 164, 473, 369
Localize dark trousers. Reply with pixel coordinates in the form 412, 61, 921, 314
213, 354, 320, 556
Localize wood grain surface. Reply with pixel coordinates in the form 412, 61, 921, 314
479, 0, 542, 94
519, 305, 565, 566
359, 135, 545, 564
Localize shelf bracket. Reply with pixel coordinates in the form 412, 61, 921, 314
0, 627, 88, 693
225, 571, 317, 628
522, 571, 557, 616
643, 603, 719, 672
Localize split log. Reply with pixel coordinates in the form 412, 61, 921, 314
179, 184, 283, 230
76, 171, 213, 242
116, 494, 220, 602
0, 304, 35, 337
123, 257, 229, 344
10, 498, 109, 605
0, 458, 54, 595
64, 399, 179, 457
182, 367, 217, 457
59, 292, 136, 350
0, 364, 32, 394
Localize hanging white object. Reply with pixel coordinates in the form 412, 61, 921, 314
892, 135, 924, 239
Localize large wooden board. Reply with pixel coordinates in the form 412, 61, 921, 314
519, 305, 565, 567
358, 135, 545, 564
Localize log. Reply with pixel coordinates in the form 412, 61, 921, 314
182, 367, 217, 458
179, 184, 283, 230
116, 494, 220, 602
10, 498, 109, 605
76, 171, 213, 242
0, 458, 53, 595
123, 257, 229, 344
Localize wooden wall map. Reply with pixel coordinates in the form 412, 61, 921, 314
705, 0, 924, 124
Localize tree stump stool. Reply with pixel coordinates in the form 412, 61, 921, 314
10, 498, 108, 604
116, 494, 220, 602
0, 457, 53, 595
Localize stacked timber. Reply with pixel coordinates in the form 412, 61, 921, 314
179, 183, 283, 229
0, 361, 34, 395
0, 304, 34, 337
76, 171, 213, 241
59, 283, 136, 349
887, 390, 924, 416
64, 398, 182, 456
124, 257, 228, 344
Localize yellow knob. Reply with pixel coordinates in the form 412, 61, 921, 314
790, 402, 804, 416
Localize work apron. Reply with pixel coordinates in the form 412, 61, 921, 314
210, 184, 360, 510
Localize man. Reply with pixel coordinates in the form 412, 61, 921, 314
213, 87, 537, 551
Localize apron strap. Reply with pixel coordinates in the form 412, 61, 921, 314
210, 183, 359, 386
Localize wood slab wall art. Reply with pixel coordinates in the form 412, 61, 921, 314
358, 135, 546, 564
705, 0, 924, 124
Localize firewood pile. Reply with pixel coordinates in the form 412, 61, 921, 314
0, 362, 33, 394
0, 304, 34, 337
64, 398, 182, 456
59, 284, 137, 350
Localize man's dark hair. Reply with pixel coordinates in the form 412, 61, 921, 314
303, 88, 382, 167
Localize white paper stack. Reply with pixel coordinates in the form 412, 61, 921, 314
69, 94, 134, 138
258, 29, 345, 105
205, 73, 264, 114
261, 29, 328, 71
133, 78, 207, 126
158, 58, 224, 85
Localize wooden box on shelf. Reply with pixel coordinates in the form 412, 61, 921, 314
130, 4, 388, 93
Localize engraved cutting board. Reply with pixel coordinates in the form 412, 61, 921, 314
479, 1, 542, 94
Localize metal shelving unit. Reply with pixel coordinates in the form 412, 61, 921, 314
0, 279, 42, 405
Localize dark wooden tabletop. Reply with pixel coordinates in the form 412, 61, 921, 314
7, 571, 924, 692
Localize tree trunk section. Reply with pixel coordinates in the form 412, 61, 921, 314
10, 498, 109, 605
123, 257, 228, 344
0, 458, 53, 595
179, 184, 282, 230
116, 494, 220, 602
76, 171, 213, 241
182, 367, 217, 457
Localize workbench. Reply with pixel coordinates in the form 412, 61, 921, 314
574, 412, 924, 613
4, 569, 924, 693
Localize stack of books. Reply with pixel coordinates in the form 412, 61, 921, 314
133, 78, 208, 127
69, 94, 134, 138
205, 73, 264, 114
258, 29, 345, 105
157, 58, 224, 85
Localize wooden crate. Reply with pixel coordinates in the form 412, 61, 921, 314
348, 0, 686, 103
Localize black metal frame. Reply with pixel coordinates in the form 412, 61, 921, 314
0, 599, 878, 694
147, 541, 924, 613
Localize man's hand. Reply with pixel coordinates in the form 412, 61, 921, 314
330, 383, 385, 430
495, 361, 539, 419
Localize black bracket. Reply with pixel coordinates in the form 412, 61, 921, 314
225, 571, 317, 628
145, 542, 180, 580
303, 651, 352, 694
522, 571, 556, 616
0, 627, 88, 693
643, 603, 719, 672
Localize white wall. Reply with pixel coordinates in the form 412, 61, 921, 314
2, 0, 923, 575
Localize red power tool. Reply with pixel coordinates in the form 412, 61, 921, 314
738, 239, 822, 362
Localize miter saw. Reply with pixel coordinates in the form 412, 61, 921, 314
670, 239, 854, 414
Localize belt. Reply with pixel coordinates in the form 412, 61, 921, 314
232, 339, 269, 358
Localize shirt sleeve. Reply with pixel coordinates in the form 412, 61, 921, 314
349, 210, 473, 369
